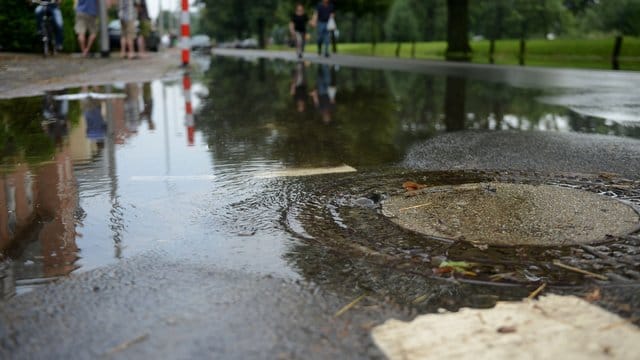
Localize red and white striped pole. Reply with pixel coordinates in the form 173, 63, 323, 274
180, 0, 190, 66
183, 71, 195, 146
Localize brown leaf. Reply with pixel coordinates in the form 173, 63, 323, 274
497, 326, 517, 334
403, 181, 427, 191
585, 288, 601, 302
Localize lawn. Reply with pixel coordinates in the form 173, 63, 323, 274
273, 38, 640, 71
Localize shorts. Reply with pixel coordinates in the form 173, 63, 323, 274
121, 20, 136, 40
139, 19, 151, 37
75, 12, 97, 35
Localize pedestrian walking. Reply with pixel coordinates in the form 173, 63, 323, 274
289, 3, 309, 59
74, 0, 98, 57
136, 0, 151, 58
311, 0, 335, 58
118, 0, 136, 59
34, 0, 64, 52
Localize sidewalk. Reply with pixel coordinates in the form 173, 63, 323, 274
0, 50, 181, 99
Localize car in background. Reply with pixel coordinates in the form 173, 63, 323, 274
190, 34, 212, 53
108, 20, 160, 52
238, 38, 258, 49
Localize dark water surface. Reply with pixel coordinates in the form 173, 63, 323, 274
1, 56, 639, 310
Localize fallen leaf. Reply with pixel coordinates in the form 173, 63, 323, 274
436, 261, 477, 276
497, 326, 517, 334
585, 288, 601, 302
403, 181, 427, 191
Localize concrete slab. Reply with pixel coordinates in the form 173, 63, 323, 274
372, 294, 640, 360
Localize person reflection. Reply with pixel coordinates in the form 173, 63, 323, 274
124, 82, 141, 134
310, 64, 337, 124
140, 82, 155, 131
290, 61, 308, 113
81, 86, 107, 148
41, 91, 69, 146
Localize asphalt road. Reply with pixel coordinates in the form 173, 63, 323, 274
0, 252, 405, 360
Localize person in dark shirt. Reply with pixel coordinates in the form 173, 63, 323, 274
311, 0, 334, 57
289, 3, 309, 58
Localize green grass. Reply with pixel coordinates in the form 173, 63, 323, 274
272, 38, 640, 71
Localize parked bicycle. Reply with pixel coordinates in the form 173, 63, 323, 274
33, 0, 64, 57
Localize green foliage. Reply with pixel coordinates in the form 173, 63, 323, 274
60, 0, 78, 53
0, 97, 56, 164
598, 0, 640, 36
384, 0, 419, 41
0, 1, 37, 51
0, 0, 77, 52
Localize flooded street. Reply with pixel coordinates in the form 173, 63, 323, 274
1, 53, 640, 357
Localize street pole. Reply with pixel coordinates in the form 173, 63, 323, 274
99, 0, 110, 57
181, 0, 191, 66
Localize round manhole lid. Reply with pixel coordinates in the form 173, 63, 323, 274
383, 183, 640, 246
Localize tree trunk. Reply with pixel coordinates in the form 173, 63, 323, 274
425, 6, 435, 41
445, 0, 471, 61
371, 13, 377, 54
257, 17, 265, 49
444, 76, 467, 131
518, 37, 526, 66
489, 38, 495, 64
395, 42, 401, 57
351, 15, 357, 42
518, 21, 527, 66
612, 35, 623, 70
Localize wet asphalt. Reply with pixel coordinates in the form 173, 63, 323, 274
2, 50, 640, 358
403, 131, 640, 179
0, 252, 405, 360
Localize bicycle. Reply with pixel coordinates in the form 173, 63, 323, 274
32, 0, 59, 57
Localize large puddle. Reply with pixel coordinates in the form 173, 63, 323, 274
1, 56, 639, 316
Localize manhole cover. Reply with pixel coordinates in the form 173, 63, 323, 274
383, 183, 640, 246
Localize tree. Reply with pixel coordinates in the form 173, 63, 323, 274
385, 0, 419, 57
445, 0, 471, 61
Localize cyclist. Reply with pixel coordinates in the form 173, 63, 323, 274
34, 0, 64, 52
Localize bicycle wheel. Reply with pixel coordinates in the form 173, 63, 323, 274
43, 18, 55, 57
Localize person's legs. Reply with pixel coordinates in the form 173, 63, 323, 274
137, 36, 146, 57
317, 22, 328, 56
52, 6, 64, 50
77, 33, 86, 53
120, 20, 126, 57
295, 31, 304, 57
75, 13, 87, 54
35, 6, 44, 33
323, 25, 330, 57
317, 22, 324, 55
86, 33, 96, 55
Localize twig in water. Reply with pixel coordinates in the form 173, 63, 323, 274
398, 202, 431, 211
104, 334, 149, 356
527, 283, 547, 300
412, 294, 428, 304
553, 260, 608, 281
335, 295, 366, 317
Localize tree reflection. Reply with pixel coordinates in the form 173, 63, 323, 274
444, 76, 467, 132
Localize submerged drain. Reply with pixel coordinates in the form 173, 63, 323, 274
383, 182, 640, 246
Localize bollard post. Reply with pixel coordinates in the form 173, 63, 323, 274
181, 0, 190, 66
182, 71, 195, 146
99, 0, 110, 57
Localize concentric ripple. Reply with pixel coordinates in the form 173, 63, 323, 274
281, 170, 640, 316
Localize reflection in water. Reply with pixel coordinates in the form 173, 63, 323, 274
1, 93, 79, 296
290, 61, 308, 113
444, 76, 467, 132
1, 57, 640, 300
310, 64, 337, 124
